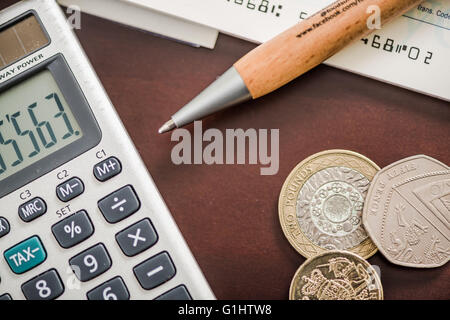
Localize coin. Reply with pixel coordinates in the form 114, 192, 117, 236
279, 150, 379, 259
363, 155, 449, 268
289, 250, 383, 300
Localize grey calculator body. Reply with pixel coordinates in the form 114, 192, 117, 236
0, 0, 214, 300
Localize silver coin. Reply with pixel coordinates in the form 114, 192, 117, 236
296, 166, 370, 251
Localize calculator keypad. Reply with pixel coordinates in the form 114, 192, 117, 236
1, 154, 192, 299
69, 243, 112, 282
51, 210, 94, 248
87, 276, 130, 300
4, 236, 47, 274
94, 157, 122, 182
155, 285, 192, 300
133, 252, 176, 290
56, 177, 85, 202
0, 217, 10, 238
98, 185, 140, 223
18, 197, 47, 222
21, 269, 64, 300
115, 218, 158, 257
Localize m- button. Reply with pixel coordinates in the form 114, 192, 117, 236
18, 197, 47, 222
94, 157, 122, 182
56, 177, 84, 202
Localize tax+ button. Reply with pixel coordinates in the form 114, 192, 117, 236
4, 236, 47, 274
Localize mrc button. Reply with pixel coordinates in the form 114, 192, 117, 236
4, 236, 47, 274
94, 156, 122, 182
18, 197, 47, 222
56, 177, 84, 202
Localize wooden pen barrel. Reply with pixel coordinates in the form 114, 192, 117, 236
234, 0, 422, 99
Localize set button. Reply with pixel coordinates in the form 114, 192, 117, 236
18, 197, 47, 222
0, 217, 10, 238
94, 156, 122, 182
98, 185, 140, 223
56, 177, 84, 202
4, 236, 46, 274
51, 210, 94, 248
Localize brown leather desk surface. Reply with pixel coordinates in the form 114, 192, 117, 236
2, 1, 449, 299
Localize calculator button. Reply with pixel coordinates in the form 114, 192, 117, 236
87, 276, 130, 300
56, 177, 84, 202
18, 197, 47, 222
51, 210, 94, 248
69, 243, 112, 282
21, 269, 64, 300
0, 293, 12, 300
133, 252, 176, 290
94, 157, 122, 182
98, 185, 140, 223
4, 236, 47, 274
0, 217, 10, 238
115, 218, 158, 257
155, 285, 192, 300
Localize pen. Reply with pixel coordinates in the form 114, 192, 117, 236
158, 0, 423, 134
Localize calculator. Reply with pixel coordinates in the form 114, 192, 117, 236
0, 0, 214, 300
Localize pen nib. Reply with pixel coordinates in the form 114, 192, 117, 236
158, 119, 176, 134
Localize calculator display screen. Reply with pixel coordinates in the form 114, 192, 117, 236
0, 70, 83, 182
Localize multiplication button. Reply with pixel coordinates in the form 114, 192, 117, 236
56, 177, 84, 202
133, 252, 176, 290
52, 210, 94, 248
94, 157, 122, 182
18, 197, 47, 222
21, 269, 64, 300
115, 218, 158, 257
98, 185, 140, 223
0, 217, 10, 238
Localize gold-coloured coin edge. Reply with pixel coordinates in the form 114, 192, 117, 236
278, 149, 380, 259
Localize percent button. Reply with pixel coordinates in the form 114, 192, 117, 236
52, 210, 94, 248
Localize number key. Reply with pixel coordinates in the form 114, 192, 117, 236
69, 243, 111, 282
87, 276, 130, 300
21, 269, 64, 300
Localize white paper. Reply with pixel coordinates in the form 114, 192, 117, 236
57, 0, 218, 48
131, 0, 450, 101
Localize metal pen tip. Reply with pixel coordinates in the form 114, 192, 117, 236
158, 119, 176, 134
